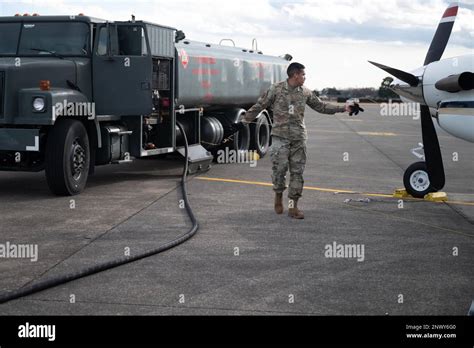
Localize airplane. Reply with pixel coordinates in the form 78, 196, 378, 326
369, 2, 473, 198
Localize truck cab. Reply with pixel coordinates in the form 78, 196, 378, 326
0, 15, 186, 195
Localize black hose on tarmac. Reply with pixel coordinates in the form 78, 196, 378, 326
0, 121, 198, 304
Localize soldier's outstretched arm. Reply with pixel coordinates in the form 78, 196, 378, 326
242, 85, 276, 124
306, 90, 346, 115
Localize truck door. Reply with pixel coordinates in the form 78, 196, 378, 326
92, 22, 153, 115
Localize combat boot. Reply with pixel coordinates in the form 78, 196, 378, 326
274, 193, 283, 214
288, 199, 304, 219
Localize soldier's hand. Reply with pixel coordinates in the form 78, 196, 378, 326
223, 122, 246, 137
347, 103, 364, 116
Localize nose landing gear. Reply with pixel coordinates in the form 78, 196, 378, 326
403, 143, 436, 198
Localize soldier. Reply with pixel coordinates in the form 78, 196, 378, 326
229, 62, 363, 219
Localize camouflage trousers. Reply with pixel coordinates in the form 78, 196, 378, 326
269, 135, 307, 200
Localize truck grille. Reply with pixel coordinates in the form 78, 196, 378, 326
0, 72, 4, 119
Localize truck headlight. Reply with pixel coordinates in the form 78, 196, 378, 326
32, 97, 45, 112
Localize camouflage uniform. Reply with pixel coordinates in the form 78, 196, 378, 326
243, 80, 345, 200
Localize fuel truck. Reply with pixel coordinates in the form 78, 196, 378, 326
0, 15, 291, 195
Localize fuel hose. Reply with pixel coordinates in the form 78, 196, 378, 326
0, 121, 198, 304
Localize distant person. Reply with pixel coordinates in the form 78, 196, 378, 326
228, 62, 363, 219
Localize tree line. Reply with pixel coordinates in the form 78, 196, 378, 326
315, 77, 401, 102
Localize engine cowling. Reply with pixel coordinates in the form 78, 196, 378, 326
437, 100, 474, 143
435, 72, 474, 93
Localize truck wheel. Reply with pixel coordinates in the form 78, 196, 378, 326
233, 123, 250, 153
215, 118, 250, 153
216, 123, 250, 155
45, 119, 90, 196
403, 161, 435, 198
250, 115, 270, 157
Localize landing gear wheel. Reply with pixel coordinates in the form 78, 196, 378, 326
250, 115, 270, 158
45, 119, 90, 196
403, 161, 435, 198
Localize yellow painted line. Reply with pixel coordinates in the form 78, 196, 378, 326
198, 177, 390, 197
312, 130, 398, 136
357, 132, 397, 136
313, 130, 453, 139
198, 177, 354, 194
448, 200, 474, 206
364, 193, 395, 198
196, 176, 474, 206
197, 176, 474, 238
197, 177, 274, 187
311, 130, 354, 134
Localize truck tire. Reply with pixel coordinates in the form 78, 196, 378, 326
45, 119, 90, 196
232, 124, 250, 153
250, 114, 270, 157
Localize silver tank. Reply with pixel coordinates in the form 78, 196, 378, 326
175, 40, 289, 108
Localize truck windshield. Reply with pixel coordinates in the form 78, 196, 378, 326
0, 22, 90, 56
0, 23, 21, 55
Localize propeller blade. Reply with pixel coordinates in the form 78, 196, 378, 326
424, 2, 459, 65
368, 61, 419, 87
420, 105, 445, 190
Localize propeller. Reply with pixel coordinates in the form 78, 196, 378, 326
368, 2, 459, 193
416, 2, 457, 190
368, 61, 419, 87
424, 2, 459, 65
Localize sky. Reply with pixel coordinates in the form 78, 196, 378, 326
1, 0, 473, 89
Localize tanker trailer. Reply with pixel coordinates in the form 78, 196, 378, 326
174, 39, 290, 157
0, 15, 291, 195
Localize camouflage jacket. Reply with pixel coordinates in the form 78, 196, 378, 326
243, 80, 346, 140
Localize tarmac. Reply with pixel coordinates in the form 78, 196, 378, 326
0, 104, 473, 315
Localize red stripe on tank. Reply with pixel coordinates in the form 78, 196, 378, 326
192, 69, 220, 75
257, 62, 264, 79
195, 56, 216, 64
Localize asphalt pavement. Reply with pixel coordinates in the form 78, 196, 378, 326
0, 104, 473, 315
